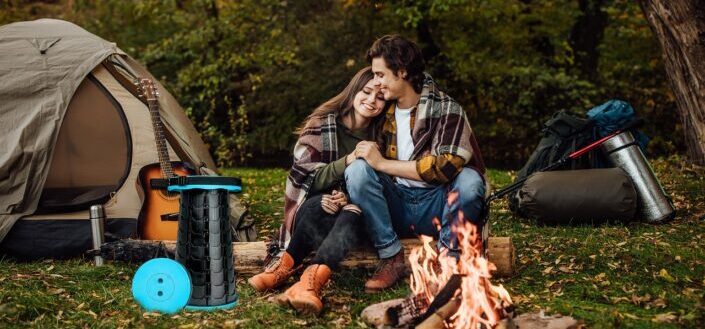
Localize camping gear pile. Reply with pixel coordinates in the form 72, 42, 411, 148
501, 100, 675, 225
0, 19, 255, 260
132, 175, 242, 313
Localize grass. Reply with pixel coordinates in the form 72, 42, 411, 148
1, 156, 704, 328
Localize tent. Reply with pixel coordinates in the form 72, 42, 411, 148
0, 19, 219, 259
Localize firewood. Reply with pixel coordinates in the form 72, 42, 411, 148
415, 274, 463, 325
334, 237, 514, 277
102, 237, 515, 277
359, 298, 405, 328
415, 296, 462, 329
487, 236, 515, 276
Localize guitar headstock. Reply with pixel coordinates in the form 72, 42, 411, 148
136, 78, 159, 101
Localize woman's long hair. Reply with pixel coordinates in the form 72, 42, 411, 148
295, 66, 386, 136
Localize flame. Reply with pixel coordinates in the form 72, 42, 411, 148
408, 191, 512, 328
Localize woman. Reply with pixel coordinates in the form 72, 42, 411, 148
248, 66, 386, 315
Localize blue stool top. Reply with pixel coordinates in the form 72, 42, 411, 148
167, 175, 242, 192
132, 258, 192, 314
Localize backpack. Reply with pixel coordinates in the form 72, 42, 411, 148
509, 111, 596, 213
587, 100, 645, 143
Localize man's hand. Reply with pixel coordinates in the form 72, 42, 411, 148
354, 141, 385, 170
345, 152, 356, 166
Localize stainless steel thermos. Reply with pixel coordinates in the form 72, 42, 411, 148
601, 131, 675, 223
90, 205, 105, 266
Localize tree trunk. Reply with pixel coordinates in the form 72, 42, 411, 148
639, 0, 705, 164
569, 0, 608, 81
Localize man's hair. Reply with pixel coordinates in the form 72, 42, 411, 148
367, 34, 425, 93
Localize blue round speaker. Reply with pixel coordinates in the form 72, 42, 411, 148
132, 258, 191, 314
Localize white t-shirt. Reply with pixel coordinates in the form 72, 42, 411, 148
395, 104, 432, 188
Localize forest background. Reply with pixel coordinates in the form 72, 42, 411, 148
0, 0, 682, 168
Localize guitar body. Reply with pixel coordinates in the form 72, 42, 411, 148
138, 162, 193, 240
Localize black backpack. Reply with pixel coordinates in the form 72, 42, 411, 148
509, 111, 596, 213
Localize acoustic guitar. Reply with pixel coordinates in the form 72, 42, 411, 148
136, 78, 192, 240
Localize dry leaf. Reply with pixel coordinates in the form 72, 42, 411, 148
658, 269, 676, 283
652, 312, 677, 323
223, 319, 249, 328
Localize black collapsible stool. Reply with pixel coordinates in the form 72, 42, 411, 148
167, 175, 242, 311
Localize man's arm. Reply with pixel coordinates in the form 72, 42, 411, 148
415, 153, 467, 184
353, 141, 421, 180
377, 159, 422, 180
354, 141, 465, 184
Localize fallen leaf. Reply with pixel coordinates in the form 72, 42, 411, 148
622, 313, 639, 320
658, 269, 677, 283
652, 312, 677, 323
223, 319, 249, 328
292, 319, 308, 326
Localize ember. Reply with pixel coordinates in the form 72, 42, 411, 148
408, 191, 513, 328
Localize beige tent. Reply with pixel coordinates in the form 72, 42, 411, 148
0, 19, 220, 258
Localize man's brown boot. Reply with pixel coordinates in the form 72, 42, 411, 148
365, 250, 406, 293
275, 264, 331, 315
248, 252, 298, 292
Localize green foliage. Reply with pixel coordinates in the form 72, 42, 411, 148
0, 0, 681, 167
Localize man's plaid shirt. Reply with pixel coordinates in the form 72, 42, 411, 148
381, 103, 467, 185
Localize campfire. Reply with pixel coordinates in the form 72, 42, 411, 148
387, 192, 513, 328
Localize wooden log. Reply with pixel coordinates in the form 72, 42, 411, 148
158, 237, 515, 277
487, 237, 515, 276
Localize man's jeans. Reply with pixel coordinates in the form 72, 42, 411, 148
345, 160, 485, 258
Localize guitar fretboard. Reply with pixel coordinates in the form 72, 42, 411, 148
147, 97, 175, 179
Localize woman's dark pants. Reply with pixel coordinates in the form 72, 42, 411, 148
285, 194, 362, 270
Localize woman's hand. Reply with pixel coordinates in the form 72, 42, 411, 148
321, 193, 340, 214
330, 190, 348, 207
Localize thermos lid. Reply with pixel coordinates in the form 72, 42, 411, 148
89, 205, 105, 219
167, 175, 242, 192
132, 258, 192, 314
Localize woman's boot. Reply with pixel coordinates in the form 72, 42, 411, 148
248, 252, 299, 292
275, 264, 331, 315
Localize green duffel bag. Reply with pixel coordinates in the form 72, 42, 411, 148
514, 168, 637, 224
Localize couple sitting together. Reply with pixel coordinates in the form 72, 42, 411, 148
248, 35, 486, 315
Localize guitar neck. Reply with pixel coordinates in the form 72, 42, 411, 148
147, 98, 175, 178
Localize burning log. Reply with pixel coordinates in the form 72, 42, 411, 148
382, 275, 465, 327
384, 294, 428, 327
384, 192, 514, 328
416, 295, 462, 329
416, 274, 464, 325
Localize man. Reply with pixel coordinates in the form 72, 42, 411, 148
346, 35, 486, 292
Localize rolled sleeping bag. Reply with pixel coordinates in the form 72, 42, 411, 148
515, 168, 637, 224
